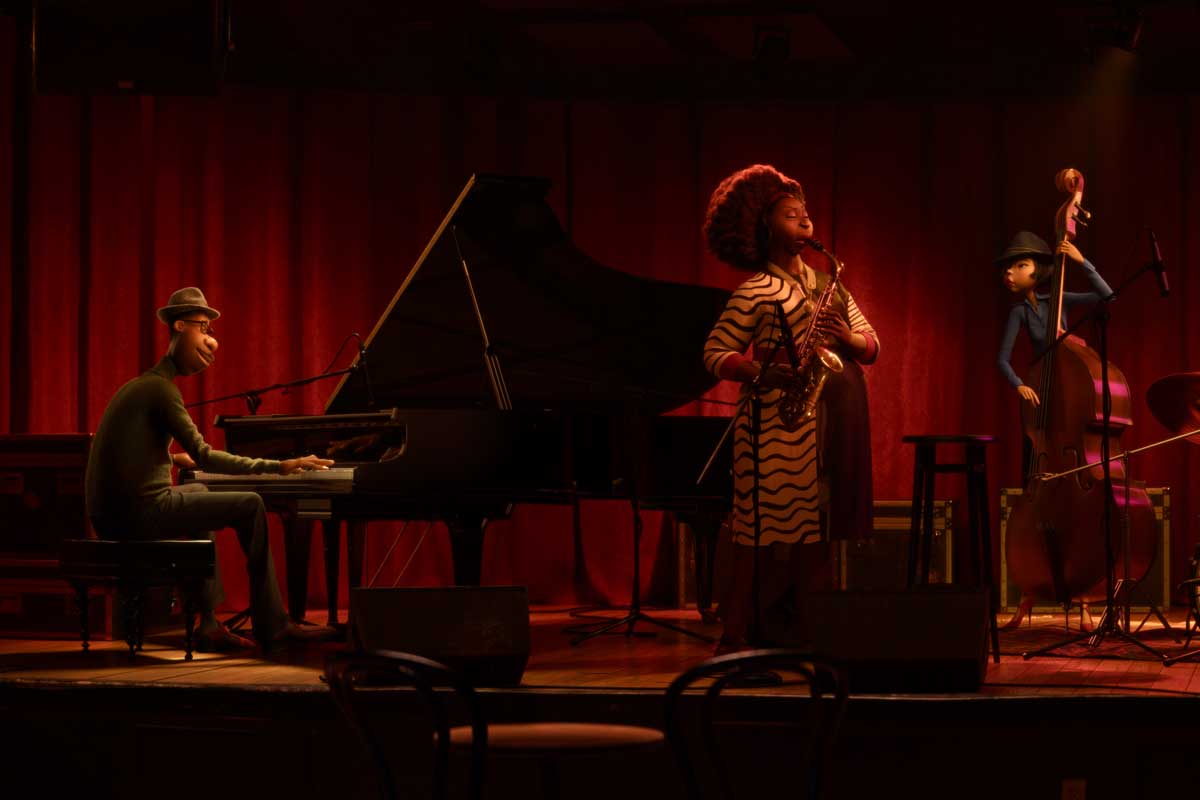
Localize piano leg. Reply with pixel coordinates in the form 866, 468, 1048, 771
447, 515, 486, 586
348, 521, 367, 597
322, 519, 342, 625
283, 515, 313, 623
323, 520, 366, 627
571, 494, 604, 605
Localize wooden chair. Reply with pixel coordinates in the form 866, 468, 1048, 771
663, 649, 848, 800
446, 720, 664, 800
325, 649, 664, 800
58, 538, 215, 660
326, 650, 487, 800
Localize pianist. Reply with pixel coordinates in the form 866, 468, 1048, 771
84, 287, 335, 653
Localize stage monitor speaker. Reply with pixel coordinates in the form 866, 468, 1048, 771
33, 0, 229, 94
350, 586, 530, 687
801, 587, 989, 693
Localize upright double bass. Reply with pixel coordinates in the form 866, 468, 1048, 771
1003, 169, 1157, 625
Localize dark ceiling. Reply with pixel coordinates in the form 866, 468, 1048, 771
14, 1, 1200, 98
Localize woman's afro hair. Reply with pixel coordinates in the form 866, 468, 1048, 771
703, 164, 804, 270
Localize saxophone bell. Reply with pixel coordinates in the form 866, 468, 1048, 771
815, 345, 844, 375
778, 345, 844, 428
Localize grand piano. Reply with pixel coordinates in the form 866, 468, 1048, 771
187, 174, 733, 624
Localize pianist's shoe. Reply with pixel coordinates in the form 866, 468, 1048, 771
257, 621, 340, 652
195, 623, 257, 653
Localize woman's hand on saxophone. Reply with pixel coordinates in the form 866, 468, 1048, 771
757, 365, 803, 391
814, 306, 872, 357
814, 307, 852, 345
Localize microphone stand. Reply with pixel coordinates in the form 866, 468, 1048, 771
1022, 243, 1172, 662
565, 392, 716, 646
697, 301, 792, 648
1032, 230, 1166, 359
186, 359, 369, 415
182, 331, 367, 417
357, 339, 376, 411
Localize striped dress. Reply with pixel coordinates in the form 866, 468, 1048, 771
703, 262, 878, 547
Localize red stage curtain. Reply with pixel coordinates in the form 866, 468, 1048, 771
4, 34, 1198, 610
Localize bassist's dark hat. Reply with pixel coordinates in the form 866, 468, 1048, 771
994, 231, 1054, 266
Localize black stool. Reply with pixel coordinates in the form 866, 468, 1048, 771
59, 539, 216, 660
902, 435, 1000, 664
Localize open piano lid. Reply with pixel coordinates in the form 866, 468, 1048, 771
325, 174, 728, 416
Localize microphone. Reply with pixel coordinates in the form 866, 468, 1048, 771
1149, 228, 1170, 297
353, 332, 376, 409
774, 300, 800, 367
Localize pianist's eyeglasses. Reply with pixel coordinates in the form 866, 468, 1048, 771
178, 319, 216, 336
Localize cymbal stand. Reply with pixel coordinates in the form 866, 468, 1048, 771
1129, 601, 1177, 638
1163, 545, 1200, 665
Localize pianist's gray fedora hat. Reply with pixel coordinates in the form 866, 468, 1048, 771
157, 287, 221, 324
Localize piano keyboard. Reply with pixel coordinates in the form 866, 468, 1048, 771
187, 467, 356, 494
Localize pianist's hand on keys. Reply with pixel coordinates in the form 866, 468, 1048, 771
280, 454, 335, 475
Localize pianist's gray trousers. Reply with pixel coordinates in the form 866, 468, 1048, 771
91, 484, 290, 642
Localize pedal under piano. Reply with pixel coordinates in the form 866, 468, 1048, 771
185, 174, 733, 625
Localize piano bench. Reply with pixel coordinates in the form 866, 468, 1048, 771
58, 539, 217, 661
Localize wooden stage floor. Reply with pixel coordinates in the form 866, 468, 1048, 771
1, 605, 1199, 697
4, 606, 1200, 800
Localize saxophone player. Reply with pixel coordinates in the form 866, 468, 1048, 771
702, 164, 880, 653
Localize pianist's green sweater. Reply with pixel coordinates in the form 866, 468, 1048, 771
85, 356, 281, 521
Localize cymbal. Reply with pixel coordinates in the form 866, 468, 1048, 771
1146, 372, 1200, 444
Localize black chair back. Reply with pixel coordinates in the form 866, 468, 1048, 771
325, 649, 487, 800
663, 649, 848, 800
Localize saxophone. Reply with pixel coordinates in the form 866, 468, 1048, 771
776, 240, 845, 432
